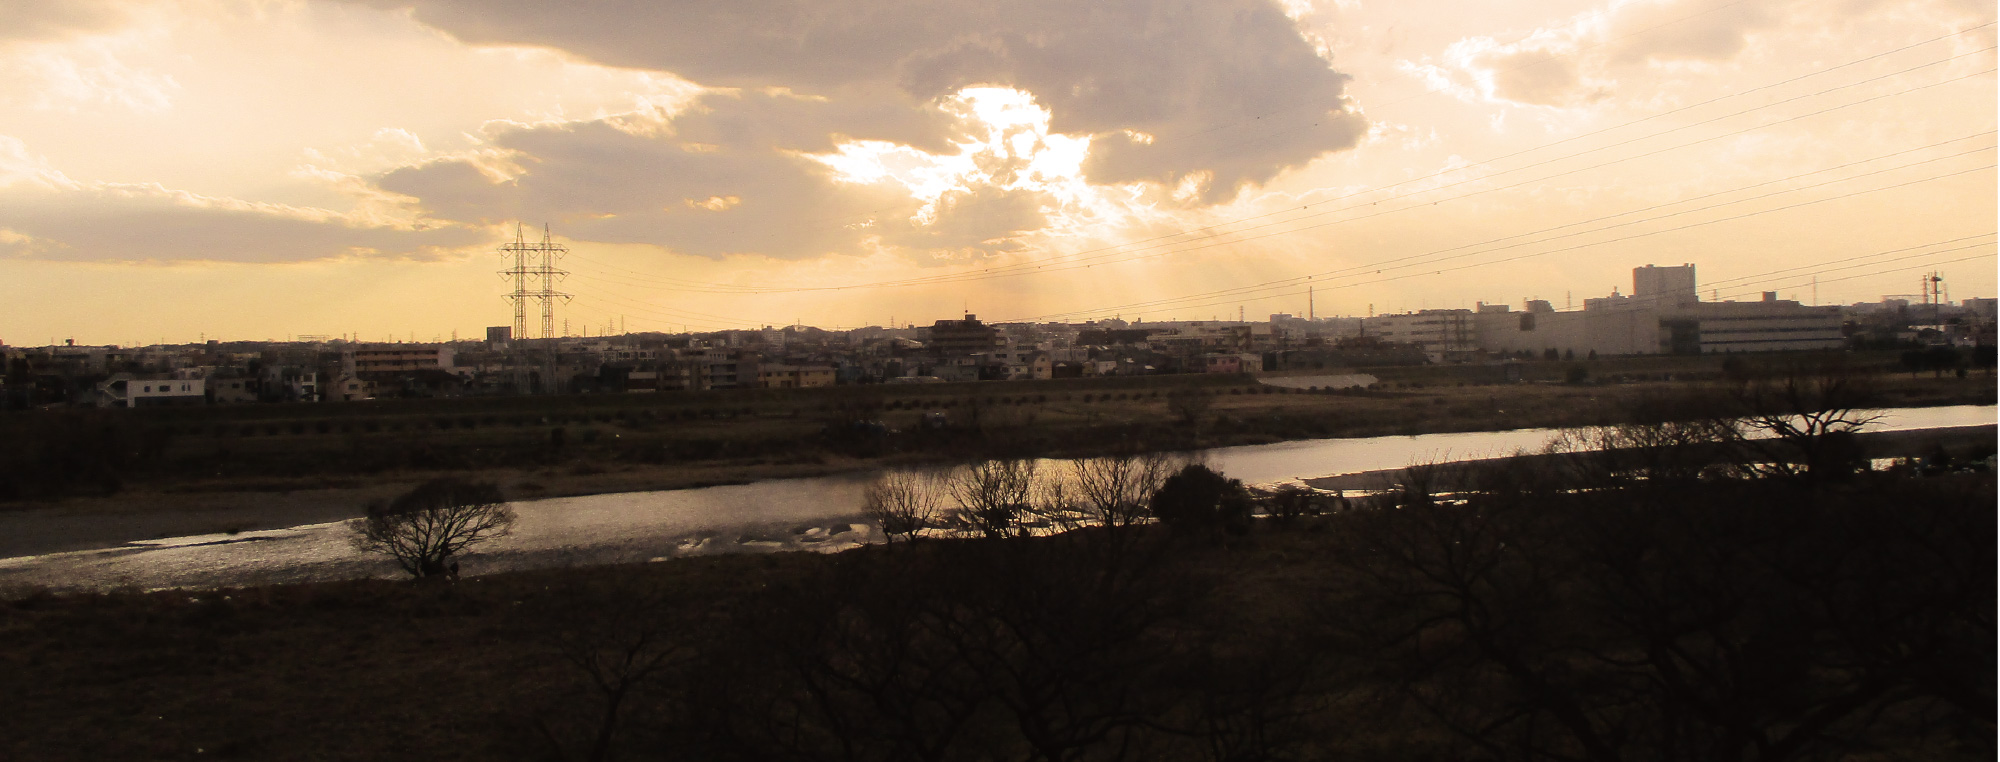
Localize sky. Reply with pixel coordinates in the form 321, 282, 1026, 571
0, 0, 1993, 346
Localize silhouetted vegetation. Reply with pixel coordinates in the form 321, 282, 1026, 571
3, 441, 1991, 760
350, 478, 515, 579
0, 351, 1988, 503
1148, 463, 1253, 536
1, 357, 1992, 760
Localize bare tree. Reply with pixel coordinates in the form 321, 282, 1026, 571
1324, 454, 1988, 762
863, 469, 947, 544
1729, 357, 1884, 482
1069, 451, 1183, 528
947, 459, 1036, 538
1544, 387, 1741, 487
1025, 468, 1086, 534
535, 574, 689, 762
349, 477, 515, 579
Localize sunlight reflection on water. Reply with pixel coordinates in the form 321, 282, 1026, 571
1, 404, 1988, 592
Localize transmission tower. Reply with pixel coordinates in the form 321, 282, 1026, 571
497, 223, 572, 340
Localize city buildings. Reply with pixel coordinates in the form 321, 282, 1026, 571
2, 262, 1990, 410
1470, 265, 1844, 357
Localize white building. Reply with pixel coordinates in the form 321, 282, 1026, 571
1475, 265, 1844, 357
1361, 309, 1477, 352
97, 375, 205, 408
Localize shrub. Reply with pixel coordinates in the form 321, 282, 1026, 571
1149, 464, 1252, 535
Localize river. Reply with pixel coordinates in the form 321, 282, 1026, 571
1, 404, 1990, 592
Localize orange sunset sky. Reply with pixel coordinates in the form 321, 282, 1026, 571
1, 0, 1993, 345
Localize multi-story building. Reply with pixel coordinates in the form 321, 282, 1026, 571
209, 375, 259, 404
344, 345, 455, 375
758, 364, 837, 389
96, 375, 205, 408
1632, 263, 1699, 308
1960, 297, 1997, 320
1476, 265, 1844, 357
700, 349, 757, 389
1361, 309, 1477, 352
926, 315, 1004, 355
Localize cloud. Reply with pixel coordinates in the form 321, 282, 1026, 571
1482, 44, 1608, 107
0, 1, 135, 45
885, 184, 1051, 254
344, 0, 1366, 204
1419, 0, 1983, 111
1605, 0, 1780, 66
375, 90, 1082, 262
0, 181, 485, 263
378, 91, 949, 260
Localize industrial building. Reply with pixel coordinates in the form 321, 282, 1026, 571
1473, 264, 1844, 357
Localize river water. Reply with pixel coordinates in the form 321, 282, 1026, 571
2, 404, 1990, 592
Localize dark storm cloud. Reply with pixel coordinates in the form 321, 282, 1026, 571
347, 0, 1365, 204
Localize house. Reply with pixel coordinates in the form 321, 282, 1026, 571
328, 372, 374, 402
96, 375, 205, 408
209, 375, 259, 404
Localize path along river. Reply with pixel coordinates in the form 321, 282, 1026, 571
1, 405, 1990, 592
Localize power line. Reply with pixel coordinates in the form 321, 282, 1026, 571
1003, 161, 1997, 321
561, 270, 770, 323
566, 128, 1993, 306
1040, 236, 1996, 325
1712, 251, 1998, 302
912, 114, 1997, 293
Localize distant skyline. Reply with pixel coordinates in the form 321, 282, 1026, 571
2, 0, 1993, 345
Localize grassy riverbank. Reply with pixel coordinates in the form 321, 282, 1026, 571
3, 460, 1990, 761
0, 351, 1988, 555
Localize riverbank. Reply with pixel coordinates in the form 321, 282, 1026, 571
1, 408, 1990, 563
4, 357, 1988, 508
3, 468, 1988, 761
1300, 423, 1996, 491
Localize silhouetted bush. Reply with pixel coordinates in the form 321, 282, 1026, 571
1149, 464, 1252, 535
